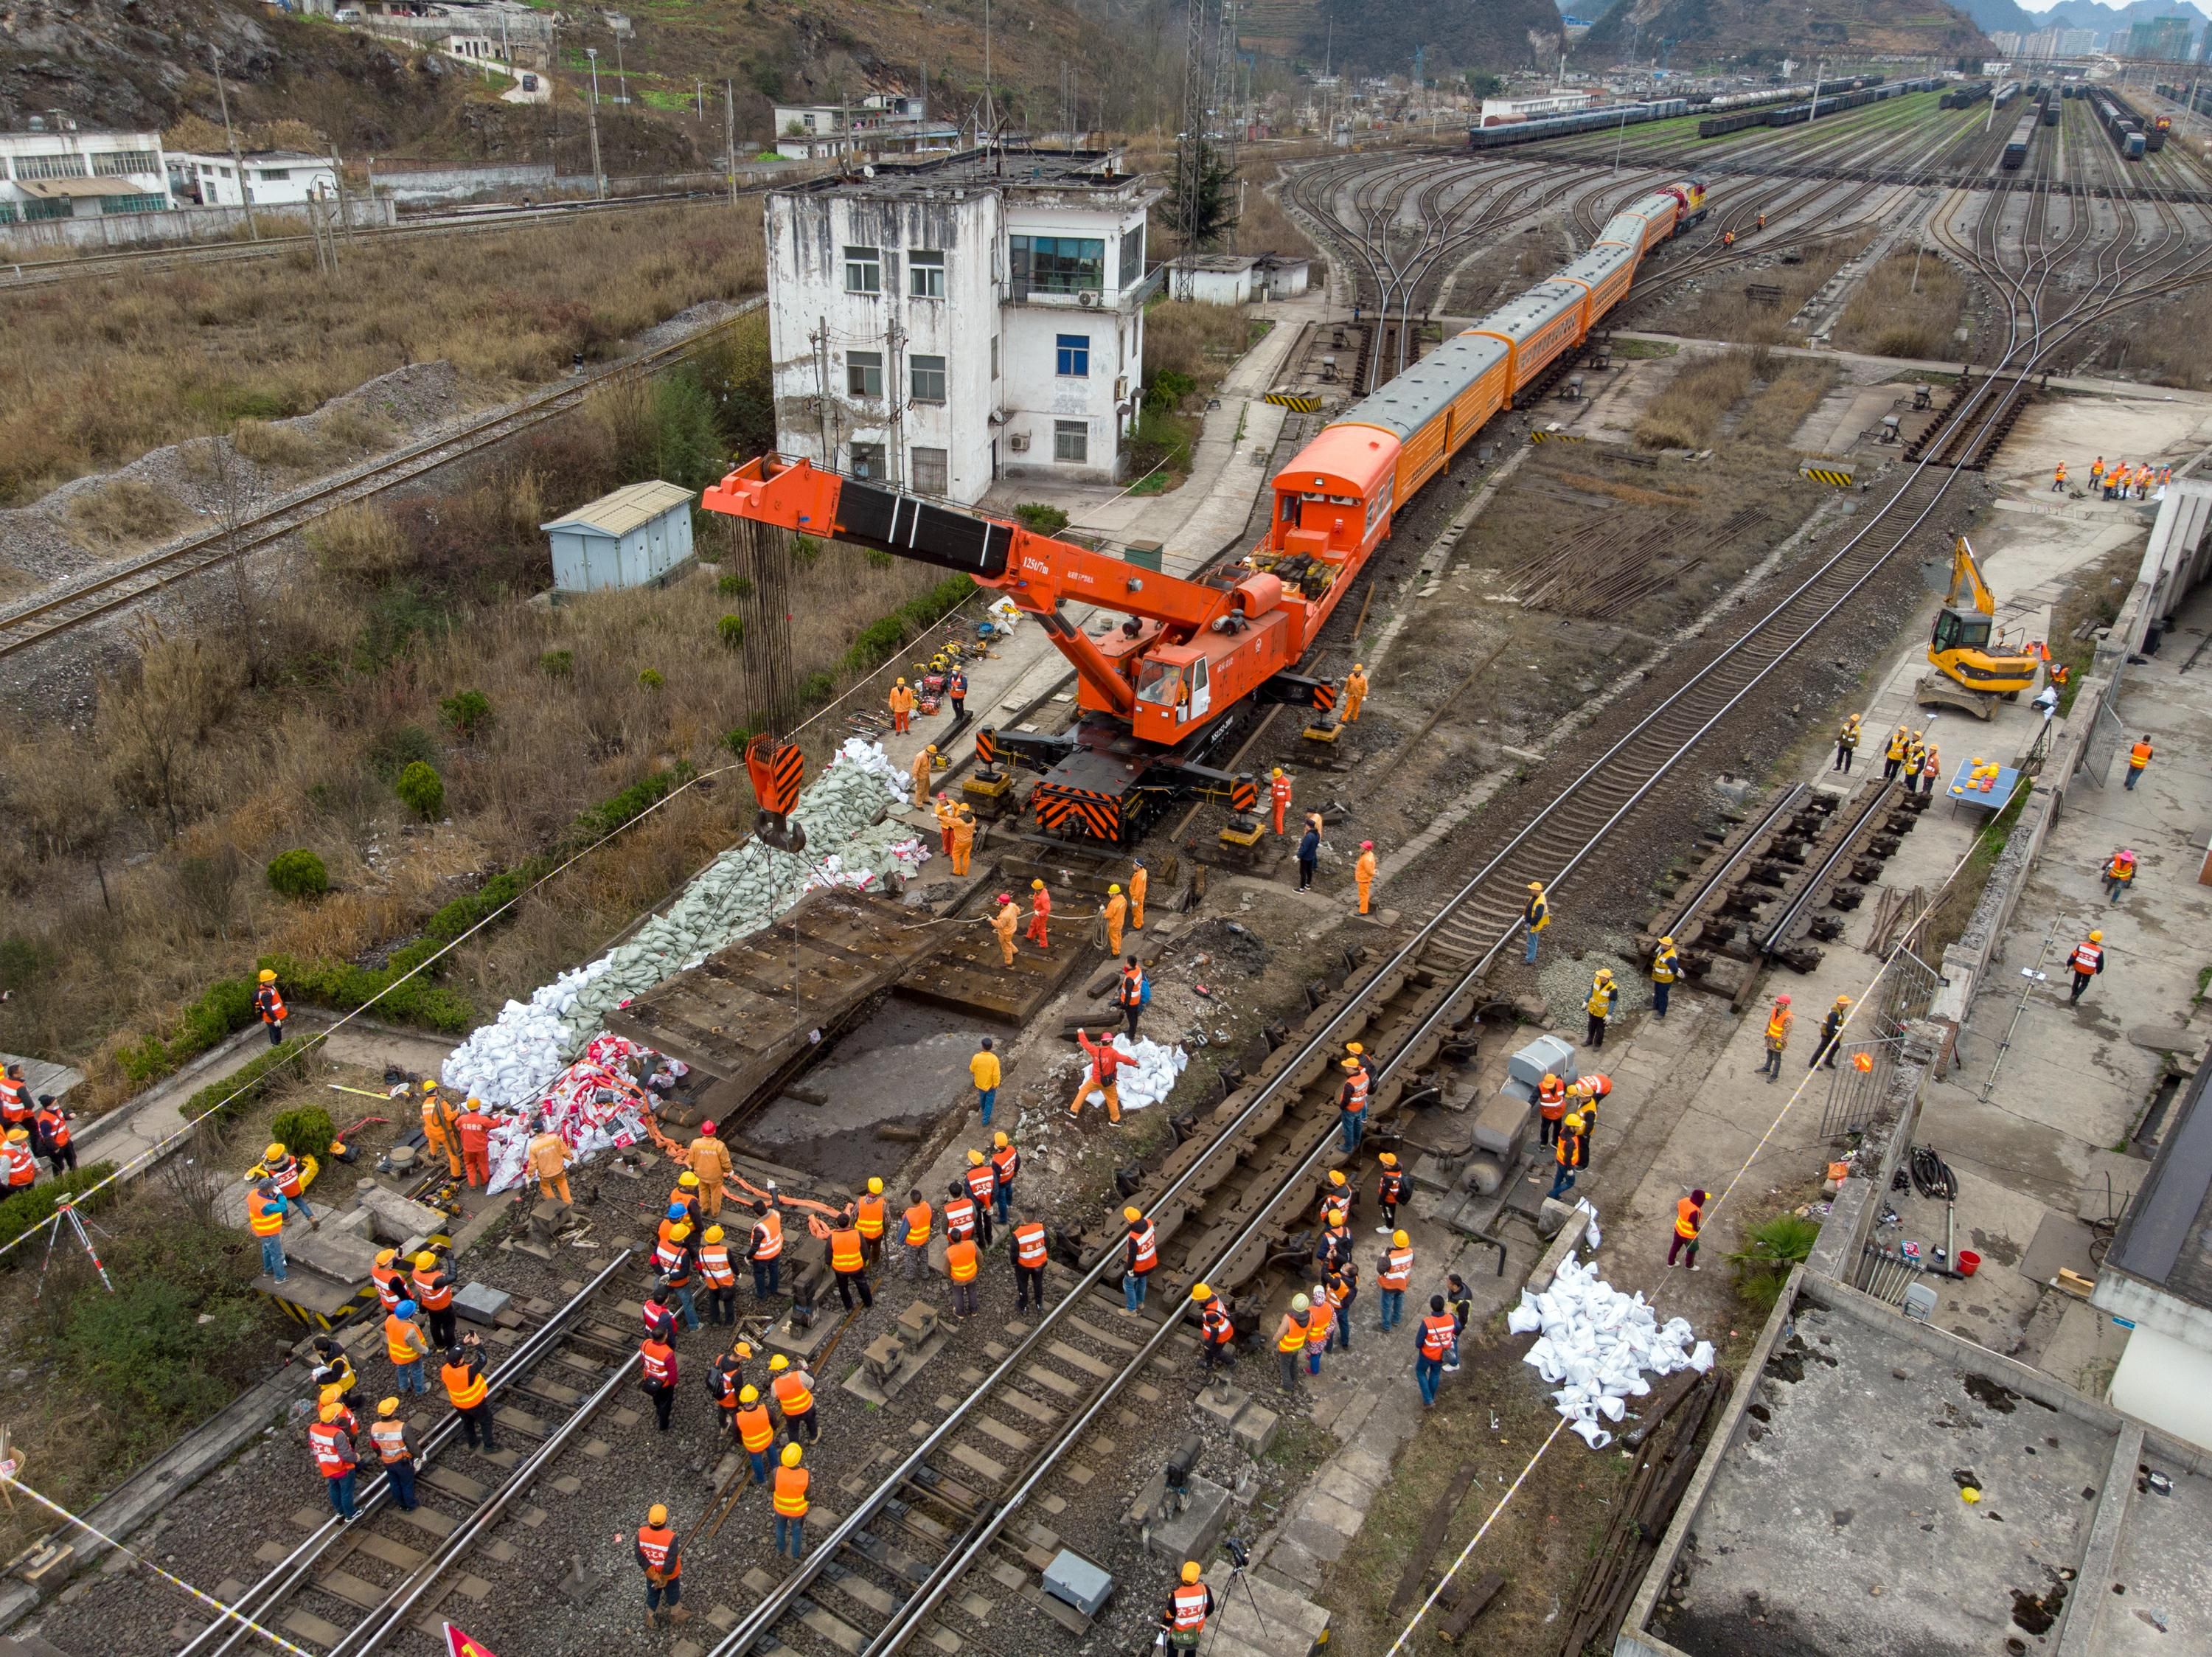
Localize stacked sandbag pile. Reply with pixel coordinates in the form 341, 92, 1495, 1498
1107, 1035, 1187, 1112
444, 740, 925, 1108
1506, 1254, 1714, 1448
481, 1032, 658, 1193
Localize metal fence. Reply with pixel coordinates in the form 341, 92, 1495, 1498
1815, 943, 1942, 1143
2079, 687, 2126, 791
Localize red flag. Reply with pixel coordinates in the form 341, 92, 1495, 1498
445, 1625, 498, 1657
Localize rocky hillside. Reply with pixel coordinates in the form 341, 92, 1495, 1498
1575, 0, 1991, 69
1301, 0, 1571, 77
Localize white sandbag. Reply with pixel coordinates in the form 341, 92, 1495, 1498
1571, 1420, 1613, 1449
1576, 1198, 1602, 1250
1506, 1299, 1543, 1336
1512, 1249, 1705, 1452
1598, 1395, 1627, 1423
1688, 1341, 1715, 1374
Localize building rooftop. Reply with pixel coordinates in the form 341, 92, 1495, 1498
1627, 1274, 2211, 1657
541, 479, 695, 538
2105, 1059, 2212, 1307
783, 146, 1144, 201
1174, 254, 1259, 272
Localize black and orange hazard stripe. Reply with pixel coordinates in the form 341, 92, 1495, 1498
974, 727, 998, 768
1034, 785, 1121, 842
744, 736, 806, 816
1310, 681, 1338, 713
1229, 775, 1259, 813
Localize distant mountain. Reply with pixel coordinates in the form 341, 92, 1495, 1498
1958, 0, 2042, 33
1305, 0, 1576, 77
1574, 0, 1991, 68
2036, 0, 2212, 29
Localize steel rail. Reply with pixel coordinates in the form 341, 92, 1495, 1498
1756, 777, 1901, 957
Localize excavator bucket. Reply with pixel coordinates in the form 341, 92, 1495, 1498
745, 735, 808, 853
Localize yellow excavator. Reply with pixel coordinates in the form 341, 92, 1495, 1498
1917, 535, 2042, 720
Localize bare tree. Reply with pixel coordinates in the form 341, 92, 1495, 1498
192, 428, 270, 684
1, 732, 123, 910
95, 622, 240, 843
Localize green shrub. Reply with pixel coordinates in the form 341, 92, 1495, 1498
265, 849, 330, 901
257, 954, 475, 1034
1014, 501, 1071, 533
568, 762, 695, 846
1731, 1212, 1822, 1312
366, 723, 439, 784
115, 977, 259, 1085
1126, 407, 1195, 476
439, 688, 493, 740
269, 1104, 336, 1164
722, 726, 757, 756
181, 1036, 318, 1124
864, 547, 895, 569
717, 613, 745, 649
717, 572, 754, 598
799, 670, 836, 704
68, 1278, 259, 1420
540, 648, 574, 678
790, 533, 822, 563
839, 577, 974, 675
395, 759, 445, 821
1142, 368, 1197, 415
423, 861, 548, 945
638, 667, 665, 690
0, 1162, 116, 1259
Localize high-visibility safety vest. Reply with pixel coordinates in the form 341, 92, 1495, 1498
1120, 970, 1145, 1010
855, 1195, 886, 1240
441, 1359, 489, 1410
946, 1239, 980, 1284
750, 1210, 783, 1261
1419, 1313, 1457, 1361
1013, 1223, 1048, 1268
772, 1372, 814, 1417
903, 1202, 933, 1246
371, 1262, 405, 1310
1886, 732, 1907, 761
1557, 1128, 1587, 1170
385, 1313, 425, 1365
1127, 1221, 1158, 1274
945, 1195, 977, 1238
737, 1404, 775, 1453
1765, 1011, 1791, 1047
1579, 1074, 1614, 1104
369, 1417, 411, 1464
773, 1466, 810, 1518
2070, 942, 2104, 974
1525, 894, 1549, 932
256, 984, 288, 1024
829, 1227, 864, 1274
698, 1245, 735, 1288
0, 1076, 25, 1119
1652, 945, 1679, 984
1, 1142, 33, 1186
1200, 1303, 1234, 1347
247, 1189, 286, 1235
35, 1110, 68, 1150
1169, 1583, 1211, 1632
1377, 1169, 1406, 1206
709, 1361, 740, 1410
1379, 1248, 1413, 1290
640, 1341, 675, 1387
637, 1524, 680, 1576
1276, 1313, 1309, 1353
1537, 1077, 1568, 1122
307, 1421, 352, 1476
1270, 775, 1293, 810
2130, 742, 2153, 770
964, 1164, 996, 1203
991, 1144, 1019, 1187
1304, 1298, 1334, 1351
1587, 980, 1614, 1018
653, 1239, 689, 1276
1340, 1071, 1369, 1115
642, 1301, 675, 1340
411, 1268, 453, 1311
1675, 1198, 1703, 1240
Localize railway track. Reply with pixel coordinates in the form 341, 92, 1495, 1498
0, 294, 764, 663
176, 1254, 638, 1657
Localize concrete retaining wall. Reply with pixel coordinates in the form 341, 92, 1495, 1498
0, 197, 392, 257
369, 161, 555, 202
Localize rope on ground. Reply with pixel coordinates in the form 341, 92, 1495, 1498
0, 1470, 319, 1657
1384, 1416, 1569, 1657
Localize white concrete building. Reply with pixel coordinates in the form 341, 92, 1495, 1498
772, 96, 961, 161
1478, 92, 1598, 125
169, 150, 339, 209
763, 147, 1161, 501
0, 124, 170, 224
1168, 253, 1257, 306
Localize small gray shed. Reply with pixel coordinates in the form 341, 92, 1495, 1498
542, 479, 697, 593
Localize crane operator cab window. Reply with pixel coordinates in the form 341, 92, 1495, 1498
1933, 609, 1993, 654
1136, 657, 1210, 722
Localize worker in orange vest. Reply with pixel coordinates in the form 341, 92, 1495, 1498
30, 1097, 74, 1176
254, 969, 288, 1047
1415, 1293, 1456, 1407
1276, 1295, 1311, 1391
1669, 1189, 1708, 1270
991, 893, 1021, 965
1128, 858, 1148, 929
385, 1297, 432, 1395
1343, 664, 1369, 723
1192, 1282, 1236, 1376
989, 1131, 1020, 1226
1270, 767, 1294, 835
1010, 1207, 1051, 1312
855, 1177, 888, 1268
746, 1197, 785, 1297
1302, 1276, 1335, 1375
0, 1064, 29, 1133
369, 1247, 406, 1313
2068, 929, 2105, 1004
1376, 1230, 1413, 1330
439, 1337, 497, 1451
962, 1150, 998, 1247
2126, 735, 2154, 791
902, 1188, 933, 1279
307, 1398, 361, 1520
2053, 462, 2067, 493
773, 1444, 810, 1558
1536, 1071, 1569, 1149
825, 1205, 874, 1310
1759, 994, 1792, 1082
698, 1225, 738, 1324
888, 676, 915, 734
420, 1082, 462, 1178
637, 1502, 686, 1630
1161, 1560, 1215, 1650
1122, 1206, 1158, 1313
705, 1339, 746, 1439
734, 1386, 775, 1484
946, 1228, 981, 1317
1354, 840, 1377, 915
1375, 1152, 1406, 1236
411, 1250, 457, 1349
367, 1397, 420, 1512
768, 1353, 818, 1442
1026, 878, 1051, 948
452, 1098, 493, 1189
932, 793, 956, 855
2104, 847, 2138, 906
640, 1328, 679, 1431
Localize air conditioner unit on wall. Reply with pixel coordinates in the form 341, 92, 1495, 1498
1009, 432, 1030, 452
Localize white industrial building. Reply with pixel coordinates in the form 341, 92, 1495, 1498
0, 124, 170, 223
1478, 91, 1600, 125
762, 147, 1162, 502
772, 95, 961, 161
168, 150, 339, 208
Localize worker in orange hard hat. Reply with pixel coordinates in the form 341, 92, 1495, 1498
1354, 841, 1377, 915
1270, 766, 1293, 836
1810, 994, 1852, 1071
1343, 663, 1369, 723
888, 675, 915, 734
1759, 994, 1792, 1083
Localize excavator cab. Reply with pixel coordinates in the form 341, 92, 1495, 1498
1918, 535, 2042, 720
1930, 608, 1994, 656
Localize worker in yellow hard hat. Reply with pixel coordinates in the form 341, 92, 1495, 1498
1102, 881, 1127, 954
1650, 933, 1681, 1018
1343, 661, 1368, 723
254, 967, 287, 1046
1122, 1205, 1157, 1312
1162, 1557, 1215, 1646
1192, 1280, 1237, 1377
773, 1442, 810, 1558
2068, 928, 2105, 1005
909, 741, 935, 808
888, 674, 915, 733
1524, 879, 1550, 964
637, 1501, 686, 1628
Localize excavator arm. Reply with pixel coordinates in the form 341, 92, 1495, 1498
1944, 535, 1998, 617
700, 456, 1303, 739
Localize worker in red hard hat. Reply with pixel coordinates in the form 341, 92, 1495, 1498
686, 1119, 731, 1219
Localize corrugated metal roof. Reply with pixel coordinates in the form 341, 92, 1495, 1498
541, 479, 697, 538
1468, 282, 1583, 347
1558, 246, 1636, 287
17, 176, 146, 198
1595, 209, 1656, 246
1331, 333, 1509, 440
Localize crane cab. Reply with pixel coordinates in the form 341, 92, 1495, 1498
1931, 608, 1994, 657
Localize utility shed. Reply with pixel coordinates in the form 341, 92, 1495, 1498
542, 479, 696, 593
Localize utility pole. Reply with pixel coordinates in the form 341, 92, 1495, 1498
886, 316, 906, 489
983, 0, 996, 139
585, 48, 607, 198
725, 80, 737, 205
212, 46, 259, 242
614, 29, 628, 107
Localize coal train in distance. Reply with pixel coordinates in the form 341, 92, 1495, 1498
1694, 77, 1940, 139
1467, 75, 1926, 150
706, 184, 1710, 844
2002, 109, 2039, 170
2090, 86, 2160, 158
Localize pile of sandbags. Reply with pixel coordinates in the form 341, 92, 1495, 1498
1066, 1035, 1187, 1112
481, 1032, 658, 1194
443, 740, 926, 1108
1506, 1254, 1714, 1449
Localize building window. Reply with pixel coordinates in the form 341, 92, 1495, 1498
909, 354, 947, 403
1054, 421, 1089, 465
1119, 225, 1145, 288
92, 150, 159, 176
0, 204, 15, 225
1010, 234, 1105, 295
259, 168, 291, 181
844, 245, 880, 294
21, 197, 74, 221
849, 442, 886, 479
846, 350, 883, 397
13, 152, 88, 181
1056, 334, 1091, 378
991, 336, 1000, 381
100, 194, 167, 215
911, 447, 949, 495
910, 249, 945, 297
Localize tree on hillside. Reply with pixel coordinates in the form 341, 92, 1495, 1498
1165, 138, 1237, 252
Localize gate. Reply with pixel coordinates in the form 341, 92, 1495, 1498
2079, 687, 2126, 791
1815, 944, 1941, 1143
